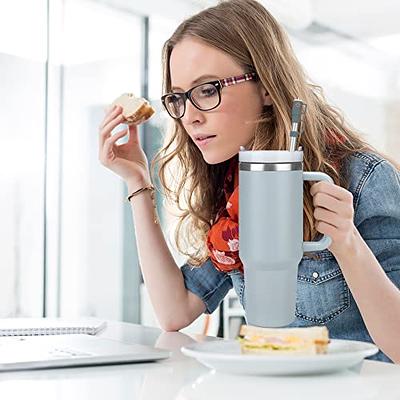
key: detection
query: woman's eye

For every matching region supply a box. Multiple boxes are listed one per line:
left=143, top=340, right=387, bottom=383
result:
left=200, top=86, right=217, bottom=97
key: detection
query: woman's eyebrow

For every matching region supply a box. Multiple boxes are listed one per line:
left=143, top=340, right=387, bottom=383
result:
left=171, top=74, right=219, bottom=91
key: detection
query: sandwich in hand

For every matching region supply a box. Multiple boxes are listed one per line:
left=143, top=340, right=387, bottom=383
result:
left=237, top=324, right=330, bottom=355
left=111, top=93, right=155, bottom=125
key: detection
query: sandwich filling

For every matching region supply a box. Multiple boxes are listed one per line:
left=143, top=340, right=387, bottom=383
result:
left=237, top=325, right=330, bottom=354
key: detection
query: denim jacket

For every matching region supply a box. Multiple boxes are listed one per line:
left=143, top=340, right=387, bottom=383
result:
left=180, top=151, right=400, bottom=362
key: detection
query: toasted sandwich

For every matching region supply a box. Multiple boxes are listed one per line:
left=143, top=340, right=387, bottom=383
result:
left=111, top=93, right=155, bottom=125
left=237, top=325, right=330, bottom=355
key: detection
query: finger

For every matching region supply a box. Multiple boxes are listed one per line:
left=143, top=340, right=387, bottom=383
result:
left=100, top=105, right=122, bottom=130
left=100, top=105, right=119, bottom=129
left=127, top=123, right=140, bottom=145
left=310, top=181, right=352, bottom=202
left=313, top=192, right=353, bottom=219
left=315, top=220, right=336, bottom=238
left=99, top=113, right=126, bottom=147
left=102, top=128, right=129, bottom=155
left=310, top=181, right=352, bottom=203
left=104, top=103, right=116, bottom=114
left=313, top=207, right=342, bottom=228
left=312, top=192, right=343, bottom=215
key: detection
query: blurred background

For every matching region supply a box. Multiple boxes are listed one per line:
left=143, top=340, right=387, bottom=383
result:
left=1, top=0, right=399, bottom=338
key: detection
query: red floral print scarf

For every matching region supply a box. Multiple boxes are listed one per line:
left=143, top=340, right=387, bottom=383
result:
left=206, top=156, right=243, bottom=273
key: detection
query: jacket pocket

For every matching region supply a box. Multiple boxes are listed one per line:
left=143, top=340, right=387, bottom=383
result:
left=295, top=256, right=350, bottom=324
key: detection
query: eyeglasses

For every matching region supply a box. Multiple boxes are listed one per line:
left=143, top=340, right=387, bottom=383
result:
left=161, top=72, right=258, bottom=119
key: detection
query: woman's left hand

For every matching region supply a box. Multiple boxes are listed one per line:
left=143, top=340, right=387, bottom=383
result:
left=310, top=181, right=360, bottom=258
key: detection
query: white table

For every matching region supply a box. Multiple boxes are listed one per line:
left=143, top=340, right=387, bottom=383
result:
left=0, top=320, right=399, bottom=399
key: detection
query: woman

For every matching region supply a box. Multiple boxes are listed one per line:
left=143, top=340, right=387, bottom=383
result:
left=99, top=0, right=400, bottom=362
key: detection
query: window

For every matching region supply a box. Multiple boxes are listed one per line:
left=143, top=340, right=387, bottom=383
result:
left=55, top=0, right=142, bottom=320
left=0, top=0, right=48, bottom=317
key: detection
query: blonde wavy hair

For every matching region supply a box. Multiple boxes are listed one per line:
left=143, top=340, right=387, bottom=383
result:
left=152, top=0, right=374, bottom=266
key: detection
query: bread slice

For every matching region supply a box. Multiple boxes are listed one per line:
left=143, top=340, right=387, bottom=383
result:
left=111, top=93, right=155, bottom=125
left=238, top=325, right=330, bottom=355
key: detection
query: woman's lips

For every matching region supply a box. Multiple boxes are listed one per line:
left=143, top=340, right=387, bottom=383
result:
left=195, top=135, right=216, bottom=148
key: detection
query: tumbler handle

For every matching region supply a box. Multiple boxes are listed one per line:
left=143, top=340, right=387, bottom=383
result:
left=302, top=172, right=334, bottom=252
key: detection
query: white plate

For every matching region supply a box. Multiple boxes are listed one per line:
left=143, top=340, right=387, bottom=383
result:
left=181, top=339, right=378, bottom=376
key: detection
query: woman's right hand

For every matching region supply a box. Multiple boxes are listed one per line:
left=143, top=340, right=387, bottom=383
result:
left=99, top=105, right=151, bottom=190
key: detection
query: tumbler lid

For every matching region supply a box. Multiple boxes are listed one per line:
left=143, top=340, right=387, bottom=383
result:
left=239, top=150, right=303, bottom=163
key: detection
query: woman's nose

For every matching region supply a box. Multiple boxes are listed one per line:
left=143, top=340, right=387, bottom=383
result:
left=181, top=99, right=205, bottom=125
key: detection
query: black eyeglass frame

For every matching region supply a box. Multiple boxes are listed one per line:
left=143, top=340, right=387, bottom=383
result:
left=161, top=72, right=259, bottom=119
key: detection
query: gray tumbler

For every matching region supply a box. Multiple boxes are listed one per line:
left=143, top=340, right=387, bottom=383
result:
left=239, top=150, right=333, bottom=328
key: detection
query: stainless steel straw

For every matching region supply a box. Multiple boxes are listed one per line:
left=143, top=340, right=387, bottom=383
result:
left=289, top=99, right=307, bottom=151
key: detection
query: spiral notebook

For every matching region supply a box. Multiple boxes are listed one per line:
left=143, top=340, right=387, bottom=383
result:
left=0, top=318, right=107, bottom=336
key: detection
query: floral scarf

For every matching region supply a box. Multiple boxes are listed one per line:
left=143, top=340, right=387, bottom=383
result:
left=206, top=156, right=243, bottom=273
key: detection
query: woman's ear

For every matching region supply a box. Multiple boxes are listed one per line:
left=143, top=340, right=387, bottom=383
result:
left=258, top=83, right=273, bottom=106
left=263, top=90, right=273, bottom=106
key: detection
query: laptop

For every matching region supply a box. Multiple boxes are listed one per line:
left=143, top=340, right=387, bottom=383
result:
left=0, top=334, right=171, bottom=372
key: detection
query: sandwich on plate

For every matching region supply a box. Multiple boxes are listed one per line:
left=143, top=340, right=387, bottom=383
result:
left=111, top=93, right=155, bottom=125
left=237, top=325, right=330, bottom=355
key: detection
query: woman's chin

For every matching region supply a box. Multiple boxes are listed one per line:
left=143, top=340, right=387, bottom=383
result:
left=202, top=154, right=229, bottom=165
left=202, top=150, right=239, bottom=165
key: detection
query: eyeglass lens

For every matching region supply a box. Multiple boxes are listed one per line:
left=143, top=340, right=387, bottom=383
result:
left=165, top=83, right=220, bottom=118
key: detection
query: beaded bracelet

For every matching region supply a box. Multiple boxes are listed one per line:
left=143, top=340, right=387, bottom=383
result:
left=126, top=184, right=159, bottom=224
